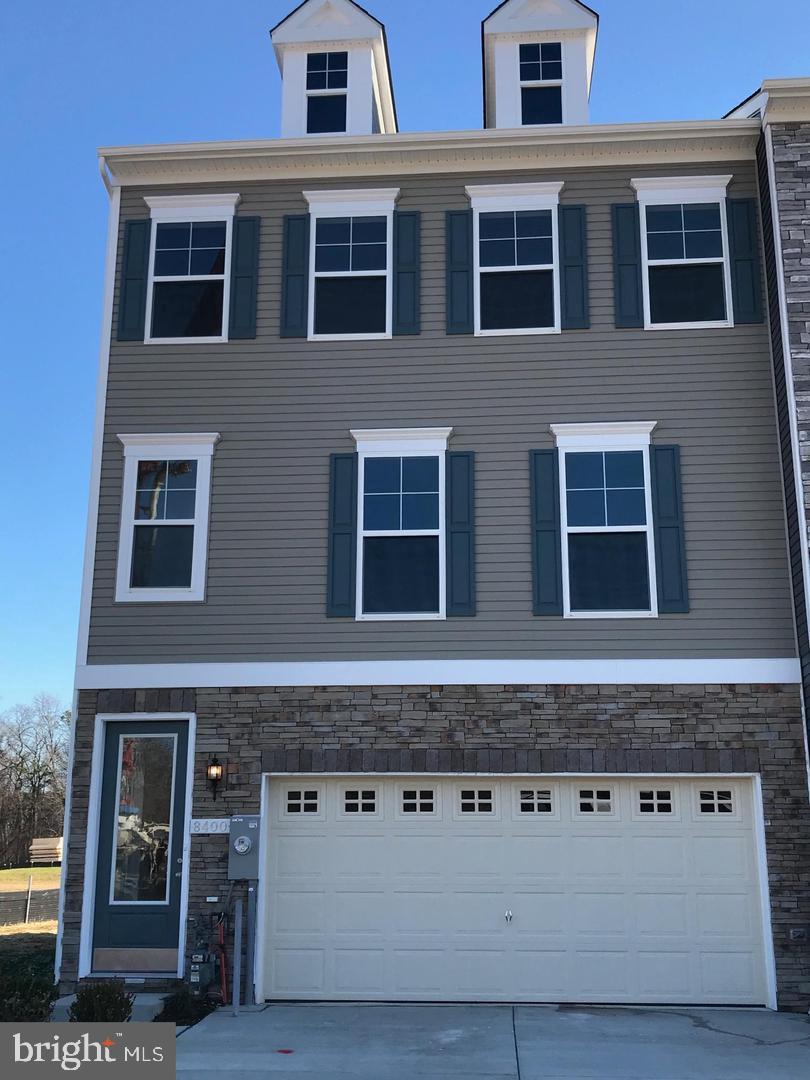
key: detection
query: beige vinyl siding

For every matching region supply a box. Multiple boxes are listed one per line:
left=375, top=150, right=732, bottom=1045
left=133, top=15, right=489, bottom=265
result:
left=86, top=161, right=796, bottom=662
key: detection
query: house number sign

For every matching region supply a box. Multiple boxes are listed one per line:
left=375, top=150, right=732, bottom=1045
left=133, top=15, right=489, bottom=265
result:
left=190, top=818, right=231, bottom=835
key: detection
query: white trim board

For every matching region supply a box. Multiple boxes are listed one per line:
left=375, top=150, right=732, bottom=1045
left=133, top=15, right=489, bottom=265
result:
left=75, top=658, right=802, bottom=690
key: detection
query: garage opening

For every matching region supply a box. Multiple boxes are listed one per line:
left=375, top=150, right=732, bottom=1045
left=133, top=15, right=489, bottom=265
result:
left=262, top=776, right=770, bottom=1005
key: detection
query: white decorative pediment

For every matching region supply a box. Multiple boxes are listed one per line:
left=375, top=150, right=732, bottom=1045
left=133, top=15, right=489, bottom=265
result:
left=484, top=0, right=598, bottom=34
left=272, top=0, right=382, bottom=45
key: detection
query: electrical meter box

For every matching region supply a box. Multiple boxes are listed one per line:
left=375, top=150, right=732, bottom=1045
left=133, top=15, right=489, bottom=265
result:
left=227, top=815, right=261, bottom=879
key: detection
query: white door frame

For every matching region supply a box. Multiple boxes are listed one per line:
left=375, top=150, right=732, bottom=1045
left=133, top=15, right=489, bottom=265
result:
left=78, top=712, right=197, bottom=980
left=258, top=771, right=778, bottom=1010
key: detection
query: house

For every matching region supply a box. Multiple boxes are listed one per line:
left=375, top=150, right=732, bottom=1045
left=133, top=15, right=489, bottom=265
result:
left=55, top=0, right=810, bottom=1010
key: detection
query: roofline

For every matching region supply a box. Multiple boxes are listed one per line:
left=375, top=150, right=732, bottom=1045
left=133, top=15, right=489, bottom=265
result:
left=97, top=116, right=760, bottom=189
left=269, top=0, right=398, bottom=132
left=480, top=0, right=600, bottom=129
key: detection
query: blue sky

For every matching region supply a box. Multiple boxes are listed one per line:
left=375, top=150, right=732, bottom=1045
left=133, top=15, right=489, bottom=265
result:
left=1, top=0, right=808, bottom=712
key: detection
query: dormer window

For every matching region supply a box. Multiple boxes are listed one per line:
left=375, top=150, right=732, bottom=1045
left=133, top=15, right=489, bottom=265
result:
left=306, top=51, right=349, bottom=134
left=519, top=43, right=563, bottom=125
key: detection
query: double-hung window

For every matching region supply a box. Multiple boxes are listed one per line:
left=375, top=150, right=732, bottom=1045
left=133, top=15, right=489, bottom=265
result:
left=306, top=51, right=349, bottom=134
left=352, top=428, right=451, bottom=620
left=519, top=42, right=563, bottom=125
left=115, top=433, right=219, bottom=603
left=467, top=183, right=563, bottom=335
left=632, top=176, right=733, bottom=330
left=304, top=189, right=398, bottom=339
left=552, top=423, right=658, bottom=618
left=144, top=195, right=240, bottom=343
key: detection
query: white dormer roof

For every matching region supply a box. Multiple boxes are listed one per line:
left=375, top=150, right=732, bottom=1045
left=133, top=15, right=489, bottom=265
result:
left=482, top=0, right=599, bottom=129
left=271, top=0, right=397, bottom=134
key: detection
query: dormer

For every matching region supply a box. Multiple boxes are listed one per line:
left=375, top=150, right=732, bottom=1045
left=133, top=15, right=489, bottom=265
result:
left=271, top=0, right=397, bottom=138
left=482, top=0, right=598, bottom=129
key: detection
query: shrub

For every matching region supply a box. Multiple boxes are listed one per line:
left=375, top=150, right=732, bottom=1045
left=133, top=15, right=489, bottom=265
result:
left=154, top=985, right=215, bottom=1026
left=68, top=981, right=134, bottom=1023
left=0, top=976, right=58, bottom=1022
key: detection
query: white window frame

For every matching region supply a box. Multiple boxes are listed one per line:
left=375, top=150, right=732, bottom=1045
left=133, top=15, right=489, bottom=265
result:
left=115, top=432, right=220, bottom=604
left=466, top=183, right=564, bottom=337
left=351, top=427, right=453, bottom=622
left=631, top=176, right=734, bottom=332
left=304, top=188, right=399, bottom=342
left=551, top=421, right=659, bottom=620
left=305, top=49, right=349, bottom=135
left=144, top=194, right=241, bottom=345
left=518, top=41, right=564, bottom=126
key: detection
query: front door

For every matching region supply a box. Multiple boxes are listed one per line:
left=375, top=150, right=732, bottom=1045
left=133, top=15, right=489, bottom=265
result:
left=92, top=720, right=188, bottom=974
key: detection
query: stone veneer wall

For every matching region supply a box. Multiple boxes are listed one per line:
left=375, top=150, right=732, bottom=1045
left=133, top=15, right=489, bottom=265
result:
left=61, top=683, right=810, bottom=1009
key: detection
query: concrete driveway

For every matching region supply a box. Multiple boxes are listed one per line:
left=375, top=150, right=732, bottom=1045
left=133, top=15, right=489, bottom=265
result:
left=177, top=1003, right=810, bottom=1079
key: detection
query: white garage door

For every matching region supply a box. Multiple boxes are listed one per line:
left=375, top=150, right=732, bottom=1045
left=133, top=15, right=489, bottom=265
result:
left=262, top=776, right=769, bottom=1005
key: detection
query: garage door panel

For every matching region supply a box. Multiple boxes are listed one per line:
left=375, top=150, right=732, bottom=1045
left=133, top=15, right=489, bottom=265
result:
left=572, top=893, right=628, bottom=936
left=332, top=836, right=388, bottom=876
left=631, top=836, right=688, bottom=878
left=512, top=950, right=568, bottom=993
left=272, top=891, right=327, bottom=933
left=334, top=891, right=386, bottom=933
left=392, top=949, right=448, bottom=993
left=334, top=949, right=385, bottom=993
left=271, top=948, right=325, bottom=993
left=699, top=951, right=760, bottom=998
left=511, top=835, right=567, bottom=878
left=456, top=950, right=508, bottom=993
left=637, top=951, right=692, bottom=997
left=569, top=834, right=627, bottom=878
left=390, top=891, right=446, bottom=933
left=695, top=892, right=755, bottom=937
left=573, top=950, right=630, bottom=996
left=273, top=835, right=328, bottom=878
left=692, top=836, right=751, bottom=879
left=512, top=891, right=566, bottom=934
left=392, top=835, right=450, bottom=877
left=264, top=776, right=768, bottom=1005
left=635, top=892, right=689, bottom=936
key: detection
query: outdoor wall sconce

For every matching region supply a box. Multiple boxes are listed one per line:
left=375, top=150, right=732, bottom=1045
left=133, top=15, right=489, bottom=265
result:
left=206, top=757, right=223, bottom=800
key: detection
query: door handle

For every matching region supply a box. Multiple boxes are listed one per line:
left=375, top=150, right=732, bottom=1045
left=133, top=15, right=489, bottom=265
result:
left=505, top=910, right=513, bottom=924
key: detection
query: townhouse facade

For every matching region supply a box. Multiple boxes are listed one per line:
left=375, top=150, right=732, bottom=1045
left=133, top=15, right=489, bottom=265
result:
left=57, top=0, right=810, bottom=1010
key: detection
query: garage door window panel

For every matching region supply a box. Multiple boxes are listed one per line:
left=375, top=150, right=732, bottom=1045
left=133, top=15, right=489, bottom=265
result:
left=577, top=788, right=614, bottom=815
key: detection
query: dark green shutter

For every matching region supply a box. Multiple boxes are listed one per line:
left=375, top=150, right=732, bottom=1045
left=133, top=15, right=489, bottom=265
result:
left=612, top=204, right=644, bottom=328
left=393, top=211, right=421, bottom=336
left=281, top=214, right=310, bottom=338
left=229, top=216, right=260, bottom=339
left=559, top=205, right=590, bottom=330
left=530, top=450, right=563, bottom=616
left=651, top=445, right=689, bottom=614
left=327, top=454, right=358, bottom=618
left=446, top=452, right=476, bottom=617
left=117, top=219, right=151, bottom=341
left=446, top=210, right=474, bottom=335
left=727, top=199, right=764, bottom=324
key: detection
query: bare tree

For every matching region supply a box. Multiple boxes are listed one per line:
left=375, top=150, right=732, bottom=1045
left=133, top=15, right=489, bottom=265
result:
left=0, top=694, right=70, bottom=868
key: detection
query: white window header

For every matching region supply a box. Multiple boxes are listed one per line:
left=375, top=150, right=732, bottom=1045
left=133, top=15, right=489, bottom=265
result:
left=304, top=187, right=400, bottom=217
left=117, top=432, right=221, bottom=459
left=630, top=176, right=733, bottom=206
left=466, top=181, right=565, bottom=212
left=550, top=421, right=658, bottom=450
left=144, top=194, right=242, bottom=221
left=351, top=427, right=453, bottom=455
